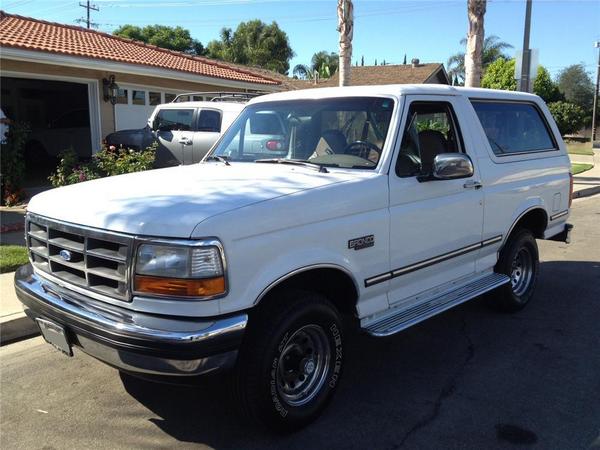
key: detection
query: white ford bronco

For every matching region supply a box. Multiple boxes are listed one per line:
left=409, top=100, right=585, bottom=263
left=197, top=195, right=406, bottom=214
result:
left=15, top=84, right=573, bottom=431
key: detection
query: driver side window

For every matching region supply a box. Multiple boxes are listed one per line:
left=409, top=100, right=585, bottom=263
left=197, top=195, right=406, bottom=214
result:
left=396, top=102, right=463, bottom=177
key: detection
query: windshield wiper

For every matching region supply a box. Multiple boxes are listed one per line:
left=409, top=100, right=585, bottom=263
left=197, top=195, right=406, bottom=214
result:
left=255, top=158, right=329, bottom=173
left=205, top=155, right=231, bottom=166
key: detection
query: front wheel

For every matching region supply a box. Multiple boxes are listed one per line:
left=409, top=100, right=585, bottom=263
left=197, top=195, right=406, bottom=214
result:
left=234, top=290, right=344, bottom=431
left=492, top=228, right=539, bottom=312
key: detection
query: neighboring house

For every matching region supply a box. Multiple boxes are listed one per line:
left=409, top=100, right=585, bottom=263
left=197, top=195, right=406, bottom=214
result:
left=289, top=61, right=450, bottom=89
left=0, top=11, right=281, bottom=167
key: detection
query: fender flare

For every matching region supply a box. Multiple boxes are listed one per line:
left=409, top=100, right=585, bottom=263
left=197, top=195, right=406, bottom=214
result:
left=502, top=204, right=548, bottom=248
left=253, top=263, right=360, bottom=307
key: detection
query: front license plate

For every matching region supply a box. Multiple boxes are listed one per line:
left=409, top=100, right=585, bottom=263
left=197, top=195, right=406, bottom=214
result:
left=36, top=318, right=72, bottom=356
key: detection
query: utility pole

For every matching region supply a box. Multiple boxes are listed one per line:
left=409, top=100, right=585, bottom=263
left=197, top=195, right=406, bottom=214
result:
left=76, top=1, right=99, bottom=29
left=518, top=0, right=533, bottom=92
left=592, top=41, right=600, bottom=145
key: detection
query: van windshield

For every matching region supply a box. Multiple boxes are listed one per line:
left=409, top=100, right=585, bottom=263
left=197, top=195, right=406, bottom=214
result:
left=208, top=97, right=395, bottom=170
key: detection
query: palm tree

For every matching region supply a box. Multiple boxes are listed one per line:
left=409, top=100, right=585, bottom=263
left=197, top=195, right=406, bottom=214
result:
left=448, top=35, right=513, bottom=85
left=337, top=0, right=353, bottom=86
left=293, top=51, right=339, bottom=80
left=464, top=0, right=487, bottom=87
left=312, top=51, right=338, bottom=75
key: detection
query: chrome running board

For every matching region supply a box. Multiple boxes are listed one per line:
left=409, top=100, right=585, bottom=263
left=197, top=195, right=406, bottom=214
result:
left=364, top=272, right=510, bottom=337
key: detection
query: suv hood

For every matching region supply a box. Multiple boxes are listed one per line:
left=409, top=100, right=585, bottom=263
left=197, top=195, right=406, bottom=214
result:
left=28, top=163, right=354, bottom=237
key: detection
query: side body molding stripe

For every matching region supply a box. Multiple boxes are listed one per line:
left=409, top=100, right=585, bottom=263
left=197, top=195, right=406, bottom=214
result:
left=364, top=235, right=503, bottom=288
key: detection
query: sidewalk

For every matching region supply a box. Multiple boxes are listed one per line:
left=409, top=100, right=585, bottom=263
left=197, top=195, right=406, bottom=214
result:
left=0, top=272, right=39, bottom=344
left=570, top=150, right=600, bottom=199
left=0, top=208, right=36, bottom=343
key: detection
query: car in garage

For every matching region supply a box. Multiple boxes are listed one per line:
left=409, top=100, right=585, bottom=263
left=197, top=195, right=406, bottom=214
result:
left=25, top=108, right=91, bottom=163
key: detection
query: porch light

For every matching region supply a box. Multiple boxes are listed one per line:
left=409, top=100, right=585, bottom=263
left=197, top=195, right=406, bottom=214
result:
left=102, top=75, right=119, bottom=105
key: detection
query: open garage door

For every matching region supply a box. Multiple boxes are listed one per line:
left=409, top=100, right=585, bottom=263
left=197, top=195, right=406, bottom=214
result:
left=0, top=77, right=96, bottom=187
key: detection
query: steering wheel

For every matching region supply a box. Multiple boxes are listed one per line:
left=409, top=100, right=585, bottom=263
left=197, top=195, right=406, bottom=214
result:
left=343, top=141, right=381, bottom=161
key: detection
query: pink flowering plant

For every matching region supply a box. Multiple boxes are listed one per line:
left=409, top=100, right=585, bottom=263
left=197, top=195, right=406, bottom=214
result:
left=49, top=143, right=157, bottom=187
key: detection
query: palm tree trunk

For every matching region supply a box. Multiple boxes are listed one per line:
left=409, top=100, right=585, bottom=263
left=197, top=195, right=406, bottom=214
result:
left=464, top=0, right=487, bottom=87
left=337, top=0, right=354, bottom=87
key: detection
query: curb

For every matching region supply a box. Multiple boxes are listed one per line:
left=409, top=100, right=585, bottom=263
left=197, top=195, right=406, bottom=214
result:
left=0, top=312, right=39, bottom=345
left=572, top=185, right=600, bottom=199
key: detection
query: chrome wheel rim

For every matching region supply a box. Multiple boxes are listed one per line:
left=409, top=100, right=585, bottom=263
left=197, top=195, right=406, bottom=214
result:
left=510, top=247, right=533, bottom=297
left=276, top=324, right=331, bottom=407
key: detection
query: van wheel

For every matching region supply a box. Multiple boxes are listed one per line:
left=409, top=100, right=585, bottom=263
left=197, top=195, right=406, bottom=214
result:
left=234, top=290, right=344, bottom=432
left=492, top=228, right=539, bottom=312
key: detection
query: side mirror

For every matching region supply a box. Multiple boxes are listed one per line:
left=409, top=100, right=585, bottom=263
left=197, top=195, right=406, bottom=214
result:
left=432, top=153, right=474, bottom=180
left=151, top=117, right=160, bottom=132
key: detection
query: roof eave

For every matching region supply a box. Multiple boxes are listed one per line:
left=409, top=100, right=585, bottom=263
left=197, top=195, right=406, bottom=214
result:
left=0, top=46, right=282, bottom=91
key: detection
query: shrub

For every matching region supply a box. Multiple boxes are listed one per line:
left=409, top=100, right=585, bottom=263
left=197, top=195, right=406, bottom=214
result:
left=95, top=144, right=157, bottom=176
left=0, top=121, right=30, bottom=206
left=547, top=101, right=586, bottom=136
left=49, top=143, right=157, bottom=188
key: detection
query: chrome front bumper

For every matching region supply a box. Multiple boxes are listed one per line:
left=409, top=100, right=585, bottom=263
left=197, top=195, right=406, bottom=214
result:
left=14, top=264, right=247, bottom=377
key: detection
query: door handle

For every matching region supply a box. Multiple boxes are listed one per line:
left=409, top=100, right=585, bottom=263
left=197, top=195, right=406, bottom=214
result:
left=178, top=137, right=192, bottom=145
left=463, top=180, right=482, bottom=189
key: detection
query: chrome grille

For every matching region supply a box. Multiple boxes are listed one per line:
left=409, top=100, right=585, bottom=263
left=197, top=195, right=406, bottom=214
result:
left=26, top=214, right=133, bottom=302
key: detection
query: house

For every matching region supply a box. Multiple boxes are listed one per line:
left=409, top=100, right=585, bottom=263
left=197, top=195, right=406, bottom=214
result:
left=291, top=61, right=450, bottom=89
left=0, top=11, right=281, bottom=165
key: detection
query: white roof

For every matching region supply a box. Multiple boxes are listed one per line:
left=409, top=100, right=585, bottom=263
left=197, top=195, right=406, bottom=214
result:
left=249, top=84, right=541, bottom=104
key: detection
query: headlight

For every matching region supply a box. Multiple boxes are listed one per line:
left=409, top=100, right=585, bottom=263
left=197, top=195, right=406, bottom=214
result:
left=134, top=242, right=226, bottom=298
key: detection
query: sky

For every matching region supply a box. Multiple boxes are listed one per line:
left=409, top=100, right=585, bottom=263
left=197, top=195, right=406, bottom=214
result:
left=2, top=0, right=599, bottom=78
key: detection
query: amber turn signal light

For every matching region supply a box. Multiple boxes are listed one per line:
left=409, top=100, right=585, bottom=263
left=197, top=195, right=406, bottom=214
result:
left=135, top=275, right=225, bottom=297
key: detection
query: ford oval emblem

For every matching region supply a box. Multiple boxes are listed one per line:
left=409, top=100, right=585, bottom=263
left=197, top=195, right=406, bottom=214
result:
left=59, top=249, right=72, bottom=261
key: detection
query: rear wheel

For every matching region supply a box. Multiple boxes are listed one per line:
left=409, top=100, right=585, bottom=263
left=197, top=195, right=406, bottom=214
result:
left=234, top=290, right=344, bottom=432
left=492, top=228, right=539, bottom=312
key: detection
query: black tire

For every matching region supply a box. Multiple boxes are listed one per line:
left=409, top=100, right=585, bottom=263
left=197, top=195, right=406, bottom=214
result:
left=234, top=290, right=344, bottom=432
left=491, top=228, right=539, bottom=312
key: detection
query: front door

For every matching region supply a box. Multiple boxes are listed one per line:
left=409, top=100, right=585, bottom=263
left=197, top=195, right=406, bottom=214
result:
left=386, top=95, right=484, bottom=306
left=153, top=107, right=196, bottom=166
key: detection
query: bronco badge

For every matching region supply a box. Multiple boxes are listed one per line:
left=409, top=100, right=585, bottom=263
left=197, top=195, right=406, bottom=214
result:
left=348, top=235, right=374, bottom=251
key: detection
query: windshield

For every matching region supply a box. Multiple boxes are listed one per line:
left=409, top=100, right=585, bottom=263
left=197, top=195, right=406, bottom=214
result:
left=209, top=97, right=395, bottom=170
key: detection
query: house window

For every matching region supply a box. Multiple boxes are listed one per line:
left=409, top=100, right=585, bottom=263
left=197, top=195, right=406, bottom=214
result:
left=164, top=93, right=176, bottom=103
left=132, top=90, right=146, bottom=105
left=149, top=92, right=161, bottom=105
left=116, top=88, right=128, bottom=104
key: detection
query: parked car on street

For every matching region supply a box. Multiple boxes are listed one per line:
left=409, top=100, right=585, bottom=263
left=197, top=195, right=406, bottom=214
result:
left=104, top=92, right=262, bottom=167
left=15, top=84, right=573, bottom=431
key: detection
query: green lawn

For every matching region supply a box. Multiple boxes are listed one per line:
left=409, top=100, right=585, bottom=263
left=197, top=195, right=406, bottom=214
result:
left=566, top=142, right=594, bottom=156
left=0, top=245, right=29, bottom=273
left=571, top=163, right=594, bottom=175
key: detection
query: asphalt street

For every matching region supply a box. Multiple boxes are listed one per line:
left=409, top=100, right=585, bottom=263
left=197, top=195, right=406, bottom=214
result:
left=2, top=196, right=599, bottom=450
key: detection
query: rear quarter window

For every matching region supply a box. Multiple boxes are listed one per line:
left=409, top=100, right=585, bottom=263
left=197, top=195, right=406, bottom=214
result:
left=471, top=101, right=557, bottom=156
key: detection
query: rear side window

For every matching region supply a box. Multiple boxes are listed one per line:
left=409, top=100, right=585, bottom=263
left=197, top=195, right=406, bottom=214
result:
left=249, top=113, right=284, bottom=135
left=471, top=101, right=556, bottom=155
left=197, top=110, right=221, bottom=132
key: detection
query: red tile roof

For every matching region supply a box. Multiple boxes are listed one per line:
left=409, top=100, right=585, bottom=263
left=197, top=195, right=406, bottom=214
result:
left=0, top=11, right=279, bottom=86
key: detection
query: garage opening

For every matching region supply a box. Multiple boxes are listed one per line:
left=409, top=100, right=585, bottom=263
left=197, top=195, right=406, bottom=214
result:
left=1, top=77, right=92, bottom=188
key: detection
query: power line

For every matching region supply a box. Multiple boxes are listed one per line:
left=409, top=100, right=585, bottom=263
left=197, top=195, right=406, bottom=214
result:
left=76, top=0, right=99, bottom=29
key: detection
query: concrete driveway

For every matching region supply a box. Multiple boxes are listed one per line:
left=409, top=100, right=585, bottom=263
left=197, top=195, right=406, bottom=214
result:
left=1, top=196, right=599, bottom=449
